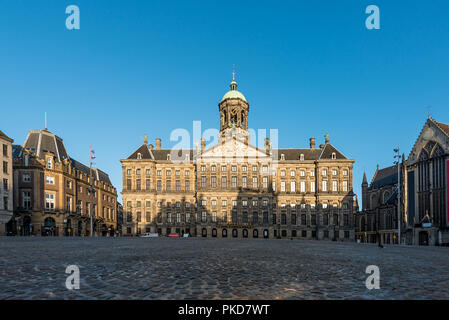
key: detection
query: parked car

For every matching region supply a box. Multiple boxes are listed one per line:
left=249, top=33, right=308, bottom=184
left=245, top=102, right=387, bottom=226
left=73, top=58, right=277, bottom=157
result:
left=141, top=232, right=159, bottom=238
left=169, top=233, right=180, bottom=238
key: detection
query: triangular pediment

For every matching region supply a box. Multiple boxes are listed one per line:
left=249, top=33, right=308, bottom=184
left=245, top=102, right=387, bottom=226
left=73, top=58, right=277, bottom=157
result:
left=198, top=138, right=270, bottom=163
left=406, top=118, right=449, bottom=165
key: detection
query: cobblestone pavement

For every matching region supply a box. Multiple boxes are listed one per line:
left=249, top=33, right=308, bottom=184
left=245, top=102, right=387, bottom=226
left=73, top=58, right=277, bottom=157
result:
left=0, top=237, right=448, bottom=300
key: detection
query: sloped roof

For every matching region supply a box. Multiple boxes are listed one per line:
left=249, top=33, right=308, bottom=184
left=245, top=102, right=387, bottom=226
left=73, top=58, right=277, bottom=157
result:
left=433, top=120, right=449, bottom=137
left=23, top=129, right=69, bottom=161
left=152, top=149, right=193, bottom=161
left=70, top=158, right=112, bottom=185
left=127, top=144, right=154, bottom=160
left=370, top=164, right=401, bottom=189
left=0, top=130, right=13, bottom=143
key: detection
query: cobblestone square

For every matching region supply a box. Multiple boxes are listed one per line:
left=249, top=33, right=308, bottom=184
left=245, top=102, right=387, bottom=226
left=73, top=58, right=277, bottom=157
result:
left=0, top=237, right=448, bottom=300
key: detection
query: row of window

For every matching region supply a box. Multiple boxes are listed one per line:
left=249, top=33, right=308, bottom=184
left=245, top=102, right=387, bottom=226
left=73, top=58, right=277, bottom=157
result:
left=127, top=211, right=351, bottom=226
left=126, top=199, right=350, bottom=210
left=126, top=167, right=350, bottom=177
left=126, top=178, right=349, bottom=192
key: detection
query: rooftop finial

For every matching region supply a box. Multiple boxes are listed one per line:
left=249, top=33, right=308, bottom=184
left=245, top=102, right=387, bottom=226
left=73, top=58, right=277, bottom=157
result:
left=144, top=134, right=148, bottom=144
left=44, top=112, right=47, bottom=130
left=230, top=65, right=238, bottom=91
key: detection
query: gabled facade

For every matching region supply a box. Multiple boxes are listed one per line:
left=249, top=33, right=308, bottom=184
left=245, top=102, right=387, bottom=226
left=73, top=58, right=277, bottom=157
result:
left=404, top=117, right=449, bottom=245
left=11, top=129, right=118, bottom=236
left=121, top=74, right=356, bottom=240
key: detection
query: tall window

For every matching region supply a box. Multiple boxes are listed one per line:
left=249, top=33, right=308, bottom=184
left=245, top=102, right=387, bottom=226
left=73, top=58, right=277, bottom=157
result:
left=176, top=180, right=180, bottom=191
left=342, top=181, right=348, bottom=192
left=310, top=181, right=315, bottom=193
left=322, top=180, right=327, bottom=192
left=157, top=180, right=162, bottom=191
left=45, top=193, right=55, bottom=210
left=252, top=211, right=258, bottom=223
left=185, top=180, right=190, bottom=191
left=300, top=181, right=305, bottom=193
left=166, top=180, right=171, bottom=191
left=232, top=176, right=237, bottom=188
left=281, top=181, right=286, bottom=192
left=23, top=191, right=31, bottom=209
left=47, top=158, right=52, bottom=169
left=252, top=177, right=258, bottom=188
left=263, top=177, right=268, bottom=188
left=146, top=179, right=150, bottom=190
left=332, top=180, right=338, bottom=192
left=242, top=176, right=247, bottom=188
left=290, top=181, right=296, bottom=192
left=221, top=176, right=227, bottom=188
left=201, top=176, right=206, bottom=188
left=211, top=176, right=217, bottom=188
left=212, top=212, right=217, bottom=222
left=136, top=179, right=141, bottom=190
left=202, top=211, right=207, bottom=223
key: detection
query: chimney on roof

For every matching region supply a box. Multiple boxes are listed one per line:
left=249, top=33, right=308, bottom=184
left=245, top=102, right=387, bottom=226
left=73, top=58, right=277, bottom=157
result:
left=309, top=137, right=316, bottom=149
left=201, top=138, right=205, bottom=152
left=156, top=138, right=161, bottom=150
left=149, top=144, right=154, bottom=150
left=325, top=133, right=329, bottom=144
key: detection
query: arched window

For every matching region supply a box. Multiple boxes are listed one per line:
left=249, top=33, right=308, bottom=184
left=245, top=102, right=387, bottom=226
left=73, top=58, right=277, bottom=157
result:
left=370, top=194, right=377, bottom=209
left=137, top=153, right=142, bottom=160
left=253, top=229, right=258, bottom=238
left=263, top=229, right=269, bottom=238
left=383, top=191, right=390, bottom=204
left=232, top=229, right=238, bottom=238
left=243, top=229, right=248, bottom=238
left=212, top=228, right=217, bottom=237
left=222, top=229, right=227, bottom=237
left=202, top=228, right=207, bottom=237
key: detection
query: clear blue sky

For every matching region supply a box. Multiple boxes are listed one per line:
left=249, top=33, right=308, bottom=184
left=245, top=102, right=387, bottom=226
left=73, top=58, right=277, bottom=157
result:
left=1, top=0, right=449, bottom=203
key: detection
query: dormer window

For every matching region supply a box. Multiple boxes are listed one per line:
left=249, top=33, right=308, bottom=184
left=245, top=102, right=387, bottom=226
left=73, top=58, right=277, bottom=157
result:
left=281, top=154, right=285, bottom=161
left=47, top=157, right=52, bottom=169
left=185, top=154, right=190, bottom=161
left=167, top=154, right=171, bottom=161
left=137, top=153, right=142, bottom=160
left=300, top=154, right=304, bottom=161
left=331, top=152, right=336, bottom=159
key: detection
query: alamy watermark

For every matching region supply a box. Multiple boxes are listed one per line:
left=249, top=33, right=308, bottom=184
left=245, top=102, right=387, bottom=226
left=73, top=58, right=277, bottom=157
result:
left=65, top=265, right=80, bottom=290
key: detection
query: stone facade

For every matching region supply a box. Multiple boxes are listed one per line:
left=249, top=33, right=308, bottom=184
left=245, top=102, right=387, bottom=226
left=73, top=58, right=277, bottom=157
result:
left=355, top=117, right=449, bottom=246
left=10, top=129, right=117, bottom=236
left=121, top=75, right=356, bottom=239
left=404, top=117, right=449, bottom=245
left=0, top=130, right=14, bottom=235
left=355, top=164, right=404, bottom=245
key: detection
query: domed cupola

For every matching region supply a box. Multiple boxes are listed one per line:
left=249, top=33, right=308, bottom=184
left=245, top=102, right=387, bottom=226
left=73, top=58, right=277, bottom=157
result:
left=219, top=65, right=250, bottom=135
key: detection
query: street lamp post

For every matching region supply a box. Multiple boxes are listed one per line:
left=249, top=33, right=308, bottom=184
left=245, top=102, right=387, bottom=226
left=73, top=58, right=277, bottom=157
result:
left=394, top=146, right=401, bottom=245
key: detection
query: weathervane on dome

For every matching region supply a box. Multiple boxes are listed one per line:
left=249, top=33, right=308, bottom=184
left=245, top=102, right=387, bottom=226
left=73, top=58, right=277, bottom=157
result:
left=232, top=64, right=235, bottom=81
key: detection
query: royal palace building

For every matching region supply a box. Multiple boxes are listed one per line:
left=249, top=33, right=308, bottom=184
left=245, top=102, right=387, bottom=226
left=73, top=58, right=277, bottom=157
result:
left=10, top=129, right=118, bottom=236
left=121, top=73, right=356, bottom=239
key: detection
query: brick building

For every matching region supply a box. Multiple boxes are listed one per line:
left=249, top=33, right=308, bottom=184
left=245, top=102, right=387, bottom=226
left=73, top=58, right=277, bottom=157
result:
left=0, top=130, right=14, bottom=235
left=10, top=128, right=117, bottom=236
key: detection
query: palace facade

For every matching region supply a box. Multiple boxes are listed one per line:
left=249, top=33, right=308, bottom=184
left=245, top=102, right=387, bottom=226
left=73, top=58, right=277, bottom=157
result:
left=121, top=74, right=356, bottom=239
left=10, top=129, right=118, bottom=236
